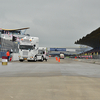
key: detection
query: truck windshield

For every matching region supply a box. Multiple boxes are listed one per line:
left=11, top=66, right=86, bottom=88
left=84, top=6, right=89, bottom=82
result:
left=19, top=45, right=34, bottom=50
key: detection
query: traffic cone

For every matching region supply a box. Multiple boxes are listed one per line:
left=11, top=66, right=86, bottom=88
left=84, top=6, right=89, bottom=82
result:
left=75, top=57, right=77, bottom=59
left=10, top=57, right=12, bottom=61
left=55, top=57, right=58, bottom=61
left=58, top=58, right=60, bottom=62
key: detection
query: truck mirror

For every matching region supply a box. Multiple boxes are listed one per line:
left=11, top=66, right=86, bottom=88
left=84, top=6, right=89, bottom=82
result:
left=43, top=51, right=45, bottom=54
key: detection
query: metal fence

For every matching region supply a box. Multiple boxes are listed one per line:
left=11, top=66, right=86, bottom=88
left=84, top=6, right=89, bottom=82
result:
left=0, top=52, right=6, bottom=58
left=0, top=38, right=19, bottom=58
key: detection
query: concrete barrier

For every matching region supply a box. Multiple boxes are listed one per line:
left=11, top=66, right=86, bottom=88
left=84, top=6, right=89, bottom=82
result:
left=11, top=53, right=19, bottom=61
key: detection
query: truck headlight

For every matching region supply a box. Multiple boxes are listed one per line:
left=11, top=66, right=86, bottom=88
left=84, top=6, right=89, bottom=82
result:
left=30, top=56, right=33, bottom=58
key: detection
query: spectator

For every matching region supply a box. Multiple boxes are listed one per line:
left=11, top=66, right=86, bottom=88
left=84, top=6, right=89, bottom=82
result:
left=6, top=50, right=10, bottom=61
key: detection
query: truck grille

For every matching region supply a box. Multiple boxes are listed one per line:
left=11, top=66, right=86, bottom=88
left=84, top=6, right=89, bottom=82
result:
left=23, top=51, right=28, bottom=55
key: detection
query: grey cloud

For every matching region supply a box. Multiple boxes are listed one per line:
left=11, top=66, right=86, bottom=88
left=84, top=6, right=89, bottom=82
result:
left=0, top=0, right=100, bottom=47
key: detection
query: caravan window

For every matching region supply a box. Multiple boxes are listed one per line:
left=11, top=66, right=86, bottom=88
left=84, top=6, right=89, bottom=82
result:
left=38, top=50, right=43, bottom=54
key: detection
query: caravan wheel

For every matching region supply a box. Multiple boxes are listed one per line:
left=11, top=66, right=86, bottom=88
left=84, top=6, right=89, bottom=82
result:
left=45, top=59, right=47, bottom=61
left=41, top=56, right=44, bottom=62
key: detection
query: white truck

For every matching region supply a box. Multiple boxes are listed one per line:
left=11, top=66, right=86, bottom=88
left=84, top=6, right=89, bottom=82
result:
left=18, top=36, right=46, bottom=62
left=60, top=52, right=64, bottom=59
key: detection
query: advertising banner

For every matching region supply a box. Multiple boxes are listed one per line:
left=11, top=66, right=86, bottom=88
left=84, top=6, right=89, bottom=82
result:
left=50, top=48, right=66, bottom=51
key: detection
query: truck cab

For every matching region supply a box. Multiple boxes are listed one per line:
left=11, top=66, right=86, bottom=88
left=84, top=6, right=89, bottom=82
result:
left=19, top=36, right=39, bottom=62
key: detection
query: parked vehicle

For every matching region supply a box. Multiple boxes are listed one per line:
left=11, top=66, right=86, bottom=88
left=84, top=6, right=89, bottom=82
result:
left=60, top=52, right=64, bottom=59
left=18, top=36, right=46, bottom=62
left=38, top=47, right=49, bottom=61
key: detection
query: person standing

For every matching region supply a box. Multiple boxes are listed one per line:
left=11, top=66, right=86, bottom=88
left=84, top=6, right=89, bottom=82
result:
left=6, top=50, right=10, bottom=61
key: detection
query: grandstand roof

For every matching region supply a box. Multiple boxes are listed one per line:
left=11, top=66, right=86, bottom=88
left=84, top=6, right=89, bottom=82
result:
left=75, top=27, right=100, bottom=48
left=1, top=27, right=30, bottom=31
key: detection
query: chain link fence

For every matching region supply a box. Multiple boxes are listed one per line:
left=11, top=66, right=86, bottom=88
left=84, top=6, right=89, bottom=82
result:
left=0, top=38, right=19, bottom=57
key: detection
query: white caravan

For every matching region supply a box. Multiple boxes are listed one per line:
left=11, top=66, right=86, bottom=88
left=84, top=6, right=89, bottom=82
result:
left=38, top=47, right=49, bottom=61
left=18, top=36, right=44, bottom=62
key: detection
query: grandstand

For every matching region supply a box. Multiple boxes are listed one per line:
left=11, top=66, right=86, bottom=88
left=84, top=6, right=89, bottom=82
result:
left=0, top=38, right=18, bottom=52
left=0, top=27, right=29, bottom=57
left=75, top=27, right=100, bottom=59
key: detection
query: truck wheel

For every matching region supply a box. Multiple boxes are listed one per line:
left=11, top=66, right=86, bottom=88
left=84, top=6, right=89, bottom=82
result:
left=34, top=56, right=37, bottom=62
left=19, top=60, right=23, bottom=62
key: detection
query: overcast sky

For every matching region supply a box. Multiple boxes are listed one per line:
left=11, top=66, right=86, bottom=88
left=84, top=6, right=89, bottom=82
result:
left=0, top=0, right=100, bottom=48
